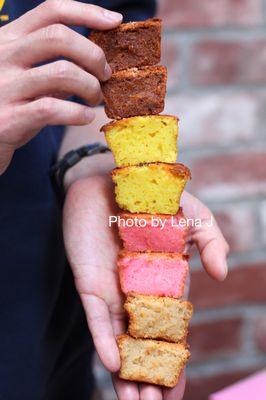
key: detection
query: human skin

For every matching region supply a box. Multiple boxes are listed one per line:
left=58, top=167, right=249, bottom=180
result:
left=0, top=0, right=123, bottom=175
left=63, top=175, right=229, bottom=400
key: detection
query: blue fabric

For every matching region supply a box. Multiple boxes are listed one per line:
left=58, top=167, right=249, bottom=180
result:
left=0, top=1, right=155, bottom=399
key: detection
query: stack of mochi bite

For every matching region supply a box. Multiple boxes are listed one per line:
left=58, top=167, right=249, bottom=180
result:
left=91, top=18, right=193, bottom=388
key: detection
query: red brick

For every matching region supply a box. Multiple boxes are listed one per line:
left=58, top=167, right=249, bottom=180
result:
left=190, top=40, right=266, bottom=85
left=214, top=205, right=256, bottom=253
left=184, top=368, right=260, bottom=400
left=254, top=317, right=266, bottom=352
left=165, top=93, right=260, bottom=148
left=189, top=318, right=242, bottom=362
left=158, top=0, right=263, bottom=28
left=189, top=152, right=266, bottom=202
left=161, top=37, right=180, bottom=91
left=189, top=262, right=266, bottom=309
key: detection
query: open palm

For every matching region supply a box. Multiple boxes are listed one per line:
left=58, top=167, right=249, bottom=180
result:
left=63, top=175, right=229, bottom=400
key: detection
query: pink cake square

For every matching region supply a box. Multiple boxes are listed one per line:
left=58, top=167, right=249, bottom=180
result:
left=118, top=209, right=188, bottom=253
left=118, top=252, right=189, bottom=298
left=209, top=370, right=266, bottom=400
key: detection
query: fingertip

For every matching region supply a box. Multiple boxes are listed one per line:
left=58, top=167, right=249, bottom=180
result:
left=103, top=10, right=123, bottom=24
left=84, top=107, right=95, bottom=123
left=216, top=258, right=228, bottom=282
left=205, top=255, right=228, bottom=282
left=102, top=63, right=112, bottom=81
left=97, top=342, right=121, bottom=373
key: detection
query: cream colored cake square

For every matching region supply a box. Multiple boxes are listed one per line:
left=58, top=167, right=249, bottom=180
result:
left=125, top=293, right=193, bottom=342
left=118, top=334, right=190, bottom=388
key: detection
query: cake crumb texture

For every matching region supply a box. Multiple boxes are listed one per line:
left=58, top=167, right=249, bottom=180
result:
left=118, top=251, right=189, bottom=298
left=111, top=163, right=191, bottom=214
left=125, top=293, right=193, bottom=342
left=118, top=334, right=190, bottom=387
left=102, top=115, right=178, bottom=167
left=118, top=209, right=188, bottom=253
left=90, top=18, right=161, bottom=72
left=102, top=66, right=167, bottom=119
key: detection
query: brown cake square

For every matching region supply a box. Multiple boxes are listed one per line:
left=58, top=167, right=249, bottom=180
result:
left=90, top=18, right=161, bottom=72
left=102, top=65, right=167, bottom=119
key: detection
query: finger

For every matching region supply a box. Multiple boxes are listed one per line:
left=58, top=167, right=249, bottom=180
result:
left=163, top=370, right=186, bottom=400
left=181, top=192, right=229, bottom=281
left=7, top=24, right=111, bottom=81
left=0, top=98, right=94, bottom=148
left=112, top=373, right=140, bottom=400
left=191, top=217, right=229, bottom=281
left=139, top=384, right=162, bottom=400
left=2, top=0, right=122, bottom=40
left=80, top=294, right=120, bottom=373
left=4, top=61, right=102, bottom=106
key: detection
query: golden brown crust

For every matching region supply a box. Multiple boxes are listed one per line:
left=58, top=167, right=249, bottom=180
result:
left=118, top=250, right=188, bottom=261
left=100, top=114, right=179, bottom=133
left=118, top=207, right=185, bottom=220
left=109, top=65, right=166, bottom=80
left=111, top=163, right=192, bottom=180
left=91, top=18, right=161, bottom=36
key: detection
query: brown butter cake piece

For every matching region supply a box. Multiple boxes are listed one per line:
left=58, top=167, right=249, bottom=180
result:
left=102, top=65, right=167, bottom=119
left=90, top=18, right=161, bottom=72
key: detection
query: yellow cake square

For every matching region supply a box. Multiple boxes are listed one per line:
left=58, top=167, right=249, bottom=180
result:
left=111, top=163, right=191, bottom=214
left=102, top=115, right=178, bottom=167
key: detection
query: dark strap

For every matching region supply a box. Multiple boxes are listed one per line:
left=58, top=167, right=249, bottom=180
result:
left=50, top=143, right=110, bottom=193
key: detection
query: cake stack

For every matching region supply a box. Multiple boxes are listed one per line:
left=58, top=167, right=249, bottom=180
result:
left=91, top=18, right=193, bottom=388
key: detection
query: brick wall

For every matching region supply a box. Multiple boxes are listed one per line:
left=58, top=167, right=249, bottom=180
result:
left=159, top=0, right=266, bottom=398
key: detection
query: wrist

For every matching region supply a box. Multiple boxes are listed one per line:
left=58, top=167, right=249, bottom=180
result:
left=51, top=143, right=113, bottom=193
left=64, top=151, right=114, bottom=191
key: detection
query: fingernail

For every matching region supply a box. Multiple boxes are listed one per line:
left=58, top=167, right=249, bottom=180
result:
left=84, top=107, right=95, bottom=122
left=103, top=10, right=123, bottom=22
left=103, top=63, right=112, bottom=80
left=220, top=259, right=228, bottom=281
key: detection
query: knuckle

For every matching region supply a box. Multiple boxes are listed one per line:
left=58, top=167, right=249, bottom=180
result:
left=43, top=23, right=67, bottom=42
left=90, top=44, right=106, bottom=66
left=45, top=0, right=65, bottom=14
left=35, top=98, right=55, bottom=118
left=51, top=60, right=75, bottom=79
left=89, top=78, right=101, bottom=104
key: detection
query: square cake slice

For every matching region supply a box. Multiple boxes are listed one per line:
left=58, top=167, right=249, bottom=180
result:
left=118, top=251, right=189, bottom=298
left=118, top=209, right=188, bottom=253
left=118, top=334, right=190, bottom=388
left=90, top=18, right=161, bottom=72
left=125, top=293, right=193, bottom=342
left=102, top=115, right=178, bottom=167
left=102, top=66, right=167, bottom=119
left=111, top=163, right=191, bottom=215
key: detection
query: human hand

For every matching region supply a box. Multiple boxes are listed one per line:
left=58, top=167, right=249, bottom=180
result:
left=0, top=0, right=122, bottom=174
left=63, top=175, right=229, bottom=400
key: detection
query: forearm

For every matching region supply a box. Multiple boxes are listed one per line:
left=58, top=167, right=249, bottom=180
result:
left=59, top=106, right=115, bottom=189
